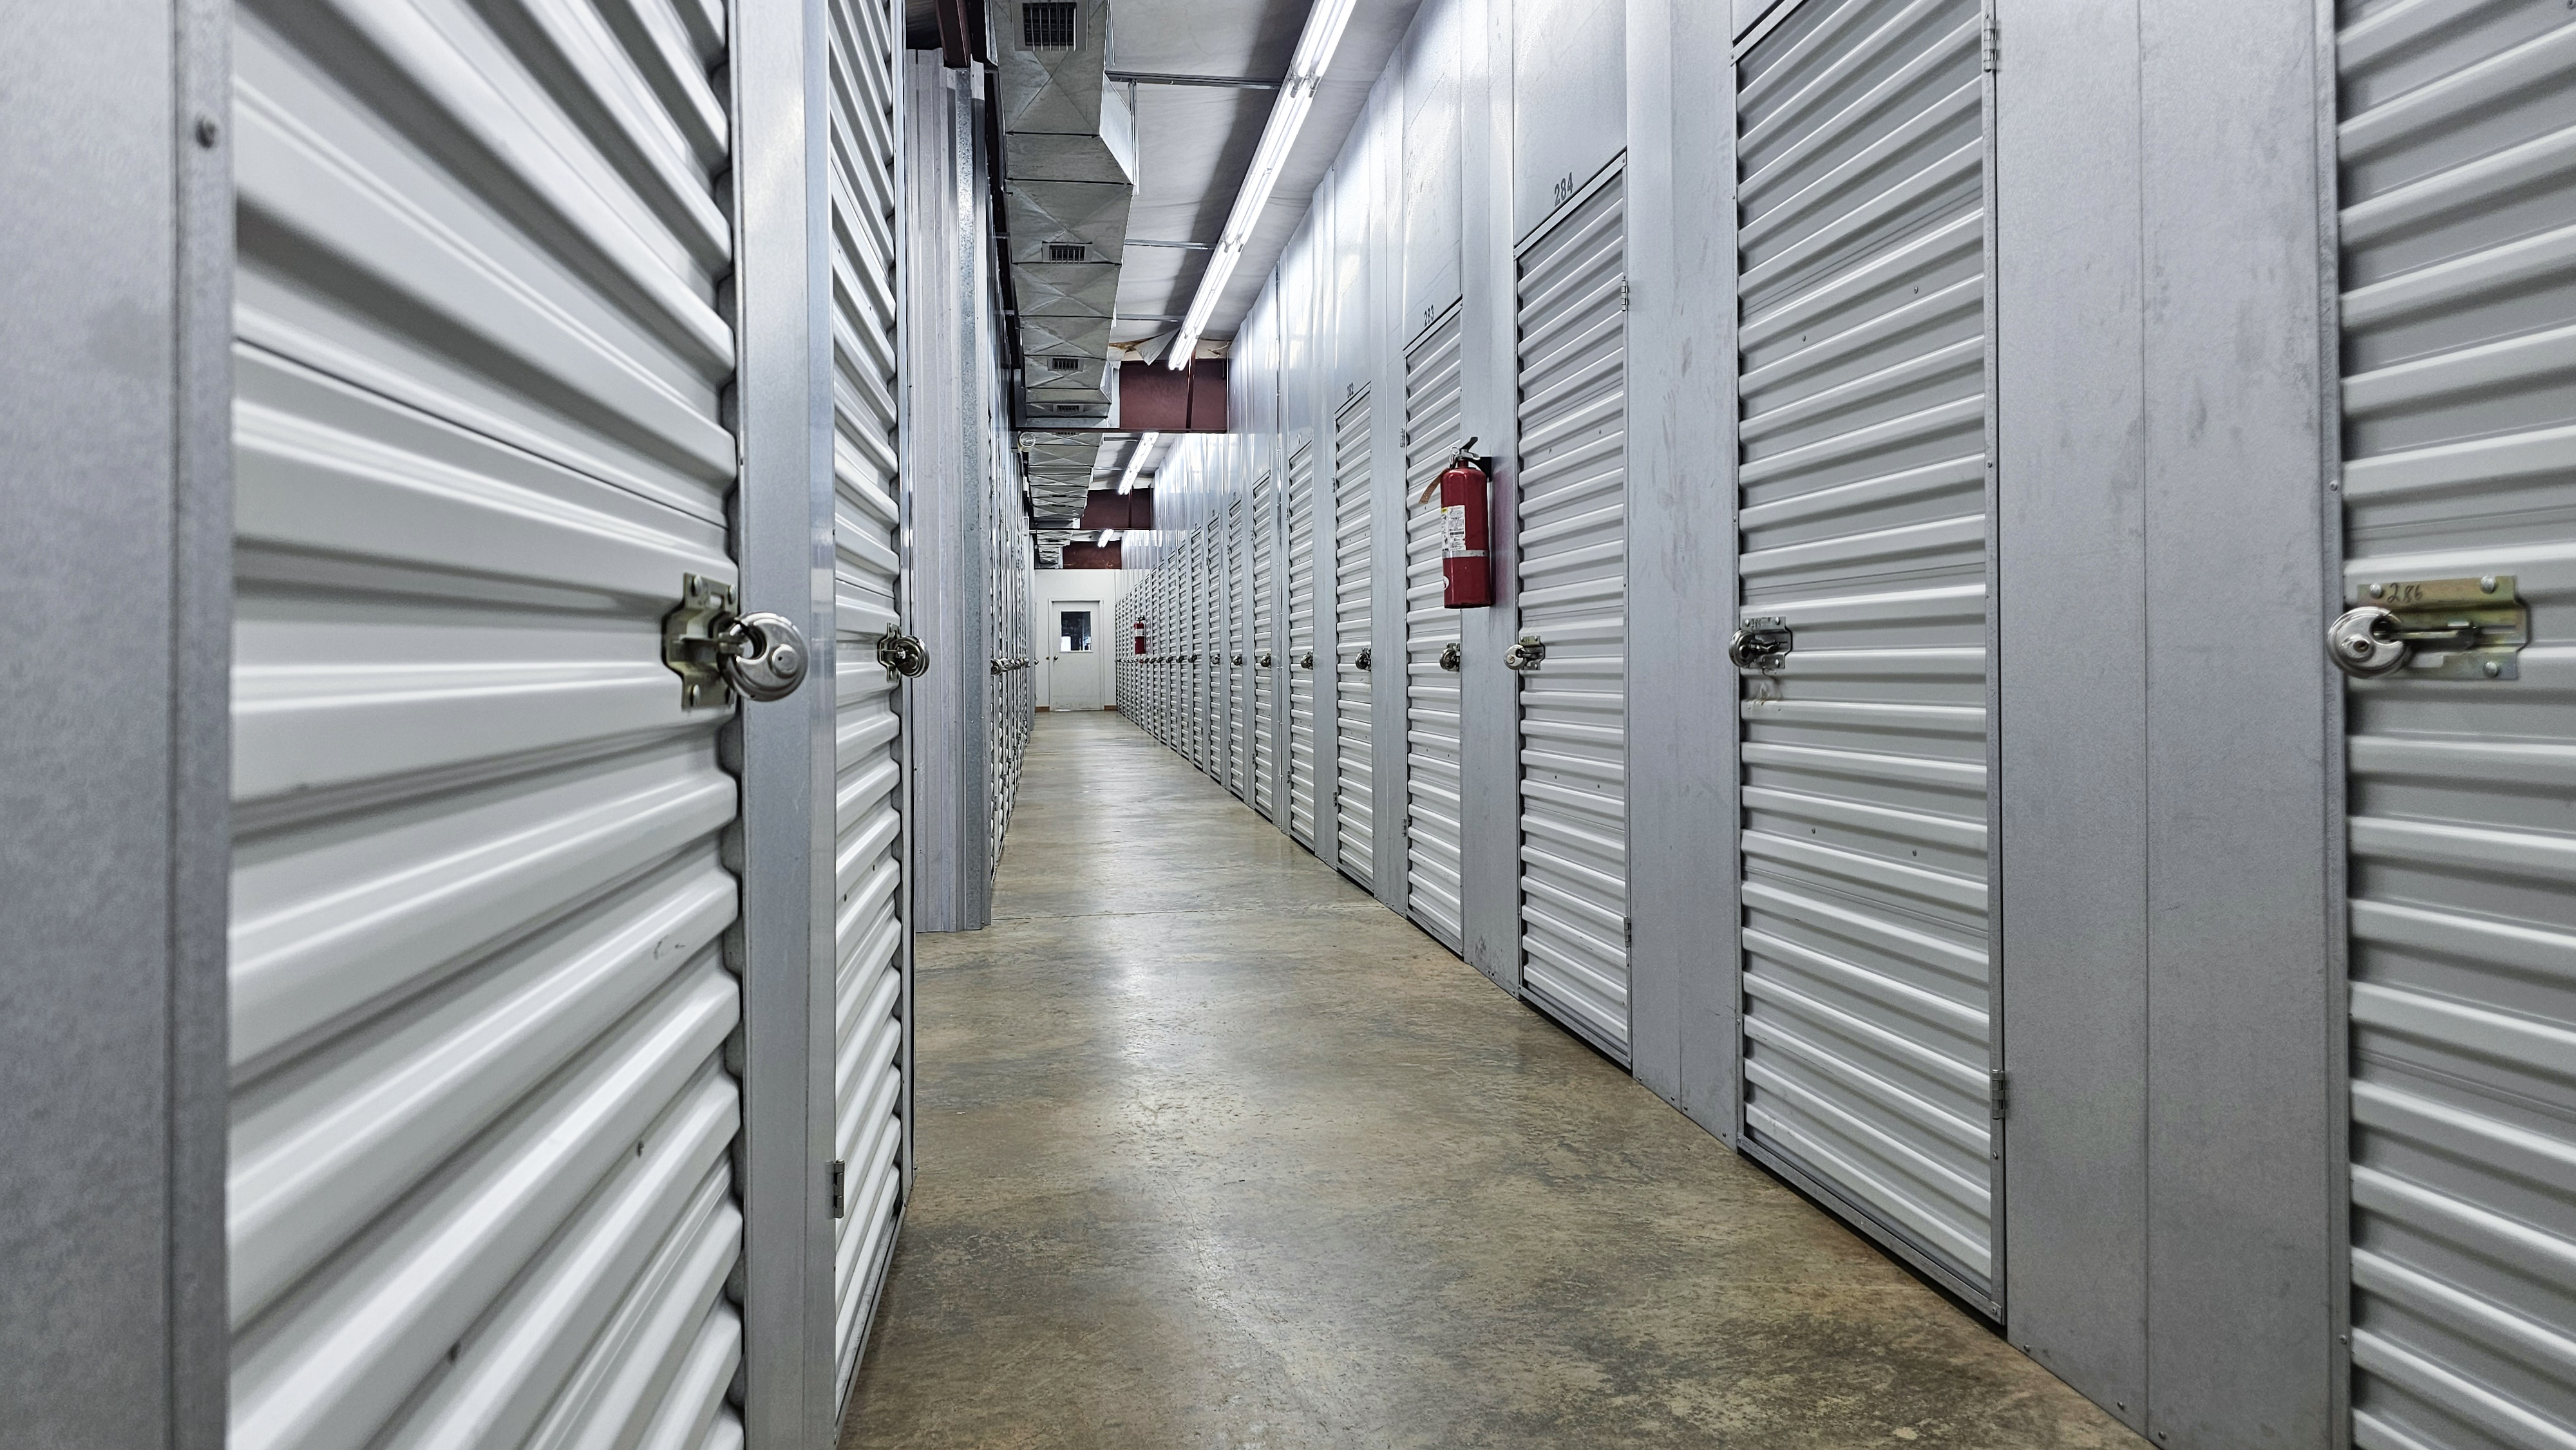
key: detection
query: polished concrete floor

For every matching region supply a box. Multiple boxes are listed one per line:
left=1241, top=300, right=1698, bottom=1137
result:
left=841, top=710, right=2141, bottom=1449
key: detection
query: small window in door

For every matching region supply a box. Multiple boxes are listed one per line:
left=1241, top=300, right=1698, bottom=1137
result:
left=1059, top=609, right=1092, bottom=652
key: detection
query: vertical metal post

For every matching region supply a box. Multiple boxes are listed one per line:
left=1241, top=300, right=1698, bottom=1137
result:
left=0, top=1, right=232, bottom=1444
left=729, top=0, right=834, bottom=1441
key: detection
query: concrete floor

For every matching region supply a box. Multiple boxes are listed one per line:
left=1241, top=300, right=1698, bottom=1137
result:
left=840, top=710, right=2141, bottom=1449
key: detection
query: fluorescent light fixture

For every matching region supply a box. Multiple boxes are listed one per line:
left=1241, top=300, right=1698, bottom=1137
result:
left=1117, top=431, right=1159, bottom=493
left=1167, top=0, right=1361, bottom=368
left=1100, top=529, right=1122, bottom=543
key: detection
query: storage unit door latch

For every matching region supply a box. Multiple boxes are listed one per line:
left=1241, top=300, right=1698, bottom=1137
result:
left=2329, top=575, right=2527, bottom=680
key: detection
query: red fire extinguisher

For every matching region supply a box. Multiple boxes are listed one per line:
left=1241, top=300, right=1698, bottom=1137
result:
left=1420, top=437, right=1492, bottom=608
left=1133, top=616, right=1148, bottom=655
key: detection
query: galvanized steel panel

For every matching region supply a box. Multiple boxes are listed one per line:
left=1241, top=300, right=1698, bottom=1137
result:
left=1513, top=169, right=1631, bottom=1062
left=1405, top=306, right=1469, bottom=954
left=1253, top=473, right=1280, bottom=819
left=1732, top=0, right=1995, bottom=1303
left=1289, top=444, right=1321, bottom=845
left=2338, top=5, right=2576, bottom=1447
left=228, top=0, right=747, bottom=1445
left=1336, top=390, right=1379, bottom=887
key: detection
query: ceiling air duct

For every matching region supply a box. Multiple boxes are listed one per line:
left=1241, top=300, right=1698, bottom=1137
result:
left=994, top=0, right=1133, bottom=505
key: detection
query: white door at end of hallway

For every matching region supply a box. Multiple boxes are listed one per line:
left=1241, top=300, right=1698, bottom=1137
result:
left=1052, top=602, right=1102, bottom=711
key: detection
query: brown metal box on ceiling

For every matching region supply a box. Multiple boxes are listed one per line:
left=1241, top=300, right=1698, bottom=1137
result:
left=1116, top=361, right=1227, bottom=432
left=1074, top=487, right=1154, bottom=531
left=1061, top=540, right=1124, bottom=569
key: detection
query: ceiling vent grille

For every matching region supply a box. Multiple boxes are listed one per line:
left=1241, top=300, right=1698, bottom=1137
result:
left=1047, top=241, right=1087, bottom=262
left=1021, top=3, right=1077, bottom=50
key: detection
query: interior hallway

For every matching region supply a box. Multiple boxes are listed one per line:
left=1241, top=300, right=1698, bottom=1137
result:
left=842, top=711, right=2140, bottom=1449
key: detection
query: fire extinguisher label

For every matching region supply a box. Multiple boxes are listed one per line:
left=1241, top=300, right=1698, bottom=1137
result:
left=1442, top=504, right=1469, bottom=556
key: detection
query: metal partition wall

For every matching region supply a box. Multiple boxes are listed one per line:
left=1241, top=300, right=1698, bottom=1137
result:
left=1730, top=0, right=1999, bottom=1314
left=1510, top=166, right=1633, bottom=1064
left=824, top=0, right=912, bottom=1400
left=1289, top=445, right=1322, bottom=845
left=1253, top=474, right=1280, bottom=819
left=225, top=0, right=777, bottom=1442
left=1403, top=305, right=1470, bottom=954
left=1334, top=391, right=1381, bottom=887
left=2334, top=7, right=2576, bottom=1445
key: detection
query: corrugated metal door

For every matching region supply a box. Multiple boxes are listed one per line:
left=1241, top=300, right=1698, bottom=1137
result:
left=1253, top=473, right=1279, bottom=820
left=228, top=1, right=751, bottom=1446
left=1405, top=305, right=1468, bottom=953
left=2336, top=8, right=2576, bottom=1445
left=825, top=0, right=907, bottom=1394
left=1227, top=497, right=1249, bottom=798
left=1730, top=0, right=1997, bottom=1310
left=1289, top=443, right=1321, bottom=846
left=1512, top=168, right=1631, bottom=1063
left=1334, top=391, right=1378, bottom=886
left=1200, top=526, right=1220, bottom=773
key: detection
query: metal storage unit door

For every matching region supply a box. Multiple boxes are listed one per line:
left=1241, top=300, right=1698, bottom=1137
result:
left=2336, top=8, right=2576, bottom=1445
left=1730, top=0, right=1998, bottom=1310
left=825, top=0, right=909, bottom=1393
left=1512, top=169, right=1631, bottom=1062
left=1289, top=443, right=1321, bottom=845
left=1405, top=305, right=1469, bottom=953
left=1200, top=527, right=1220, bottom=773
left=1227, top=498, right=1249, bottom=798
left=228, top=1, right=750, bottom=1446
left=1334, top=390, right=1378, bottom=885
left=1253, top=473, right=1280, bottom=819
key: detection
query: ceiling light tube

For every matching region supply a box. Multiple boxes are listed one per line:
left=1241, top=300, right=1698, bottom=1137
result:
left=1117, top=431, right=1159, bottom=493
left=1100, top=529, right=1122, bottom=543
left=1168, top=0, right=1360, bottom=368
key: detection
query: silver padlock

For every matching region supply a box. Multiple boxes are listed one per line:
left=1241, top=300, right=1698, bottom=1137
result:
left=2328, top=607, right=2407, bottom=678
left=719, top=612, right=809, bottom=701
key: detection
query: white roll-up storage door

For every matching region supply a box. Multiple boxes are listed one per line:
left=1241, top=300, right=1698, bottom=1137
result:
left=1731, top=0, right=1996, bottom=1308
left=824, top=0, right=907, bottom=1394
left=1200, top=527, right=1220, bottom=773
left=2336, top=8, right=2576, bottom=1445
left=1512, top=167, right=1631, bottom=1064
left=1334, top=391, right=1378, bottom=886
left=1405, top=306, right=1468, bottom=954
left=1226, top=498, right=1249, bottom=798
left=1289, top=444, right=1321, bottom=846
left=227, top=1, right=749, bottom=1447
left=1253, top=473, right=1280, bottom=819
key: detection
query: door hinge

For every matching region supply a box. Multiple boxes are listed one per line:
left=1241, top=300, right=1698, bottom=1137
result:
left=1980, top=15, right=2000, bottom=72
left=1989, top=1069, right=2011, bottom=1120
left=1623, top=918, right=1633, bottom=947
left=1618, top=280, right=1631, bottom=311
left=828, top=1158, right=848, bottom=1218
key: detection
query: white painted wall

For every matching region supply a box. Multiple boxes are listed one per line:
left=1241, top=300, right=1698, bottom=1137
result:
left=1035, top=567, right=1147, bottom=711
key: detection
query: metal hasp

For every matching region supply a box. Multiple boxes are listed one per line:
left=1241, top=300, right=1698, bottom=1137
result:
left=1438, top=641, right=1461, bottom=672
left=1503, top=633, right=1546, bottom=672
left=663, top=572, right=813, bottom=708
left=878, top=632, right=932, bottom=679
left=1728, top=616, right=1794, bottom=673
left=2329, top=575, right=2527, bottom=680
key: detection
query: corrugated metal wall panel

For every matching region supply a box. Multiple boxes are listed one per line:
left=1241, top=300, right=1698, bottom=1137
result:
left=1227, top=498, right=1249, bottom=798
left=1513, top=169, right=1631, bottom=1063
left=227, top=0, right=746, bottom=1443
left=823, top=0, right=907, bottom=1396
left=1289, top=443, right=1321, bottom=845
left=2336, top=6, right=2576, bottom=1446
left=1731, top=0, right=1995, bottom=1304
left=1335, top=391, right=1379, bottom=886
left=1405, top=305, right=1469, bottom=954
left=1253, top=473, right=1280, bottom=819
